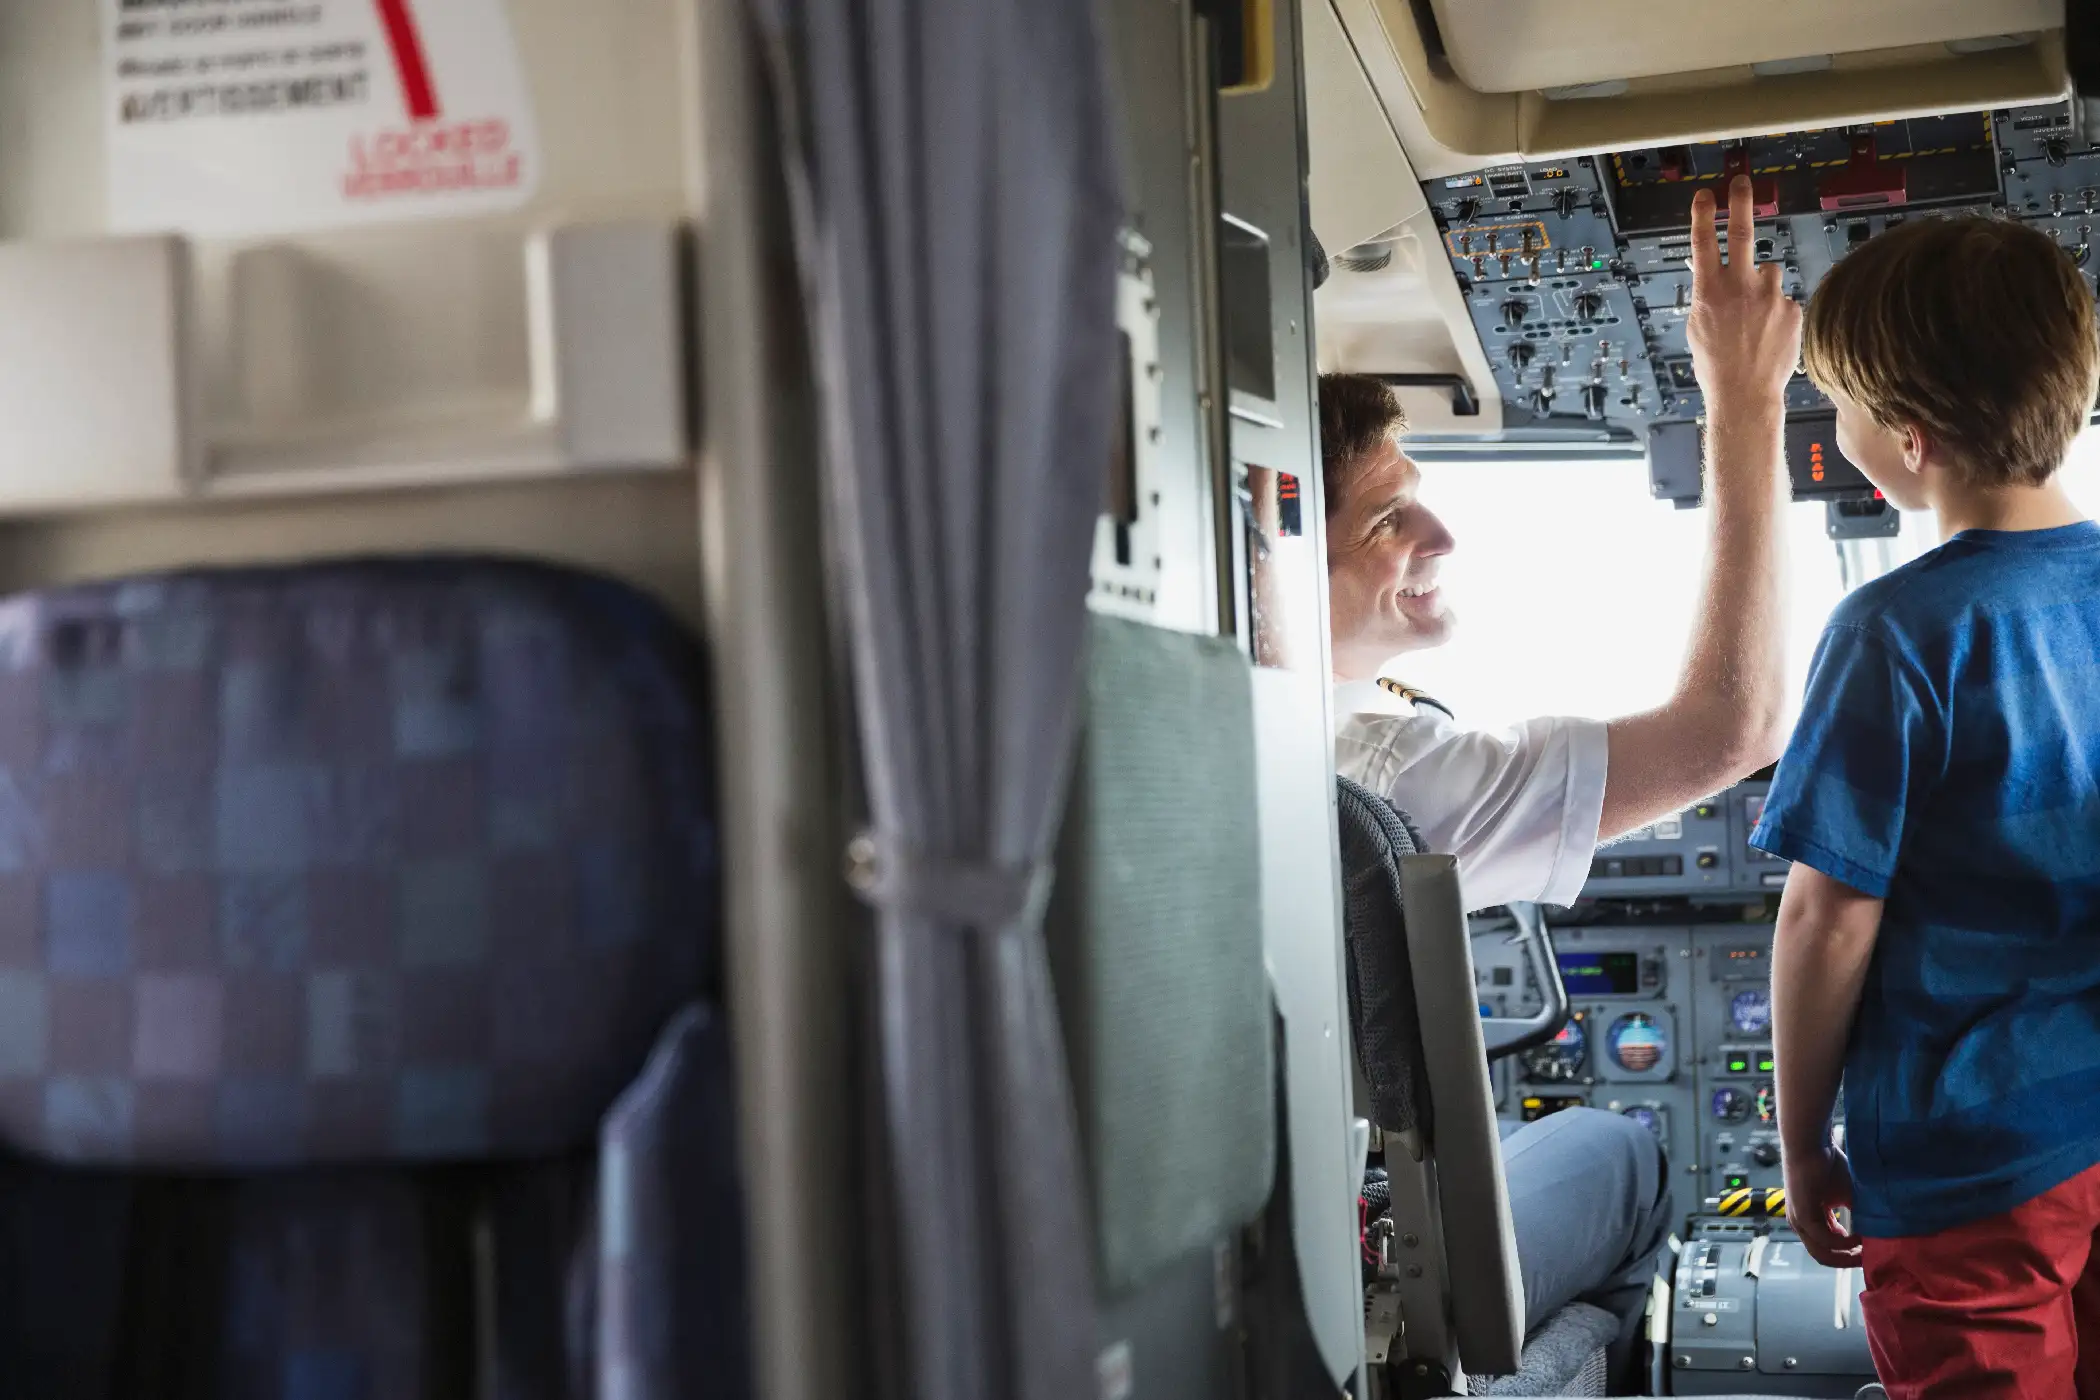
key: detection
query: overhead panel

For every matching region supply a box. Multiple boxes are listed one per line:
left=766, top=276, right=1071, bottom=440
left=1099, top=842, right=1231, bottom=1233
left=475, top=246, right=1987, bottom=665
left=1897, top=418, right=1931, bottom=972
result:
left=1359, top=101, right=2100, bottom=506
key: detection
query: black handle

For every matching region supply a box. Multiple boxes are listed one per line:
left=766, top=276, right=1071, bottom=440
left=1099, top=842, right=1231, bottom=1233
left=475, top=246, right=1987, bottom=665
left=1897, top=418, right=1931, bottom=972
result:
left=1376, top=373, right=1480, bottom=417
left=1481, top=903, right=1570, bottom=1062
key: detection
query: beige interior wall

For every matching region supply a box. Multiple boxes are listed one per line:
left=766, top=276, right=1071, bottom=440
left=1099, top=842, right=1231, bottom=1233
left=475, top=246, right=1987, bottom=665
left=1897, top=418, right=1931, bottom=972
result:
left=0, top=469, right=706, bottom=627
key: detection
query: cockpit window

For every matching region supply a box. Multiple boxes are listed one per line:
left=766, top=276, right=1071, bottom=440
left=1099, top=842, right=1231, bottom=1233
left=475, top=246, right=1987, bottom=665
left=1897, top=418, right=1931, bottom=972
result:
left=1394, top=456, right=1845, bottom=734
left=1397, top=430, right=2100, bottom=734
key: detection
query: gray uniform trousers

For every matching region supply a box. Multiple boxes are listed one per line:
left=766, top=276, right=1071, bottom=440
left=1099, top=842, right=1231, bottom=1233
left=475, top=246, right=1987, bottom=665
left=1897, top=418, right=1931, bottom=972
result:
left=1500, top=1107, right=1675, bottom=1382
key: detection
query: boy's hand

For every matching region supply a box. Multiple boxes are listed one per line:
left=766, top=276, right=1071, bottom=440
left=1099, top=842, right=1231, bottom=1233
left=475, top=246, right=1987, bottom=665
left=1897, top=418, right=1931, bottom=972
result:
left=1687, top=175, right=1803, bottom=419
left=1784, top=1140, right=1863, bottom=1268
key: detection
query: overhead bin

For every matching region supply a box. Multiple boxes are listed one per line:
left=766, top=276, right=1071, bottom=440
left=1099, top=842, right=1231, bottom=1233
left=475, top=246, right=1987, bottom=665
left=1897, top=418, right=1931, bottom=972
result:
left=1427, top=0, right=2062, bottom=97
left=0, top=0, right=694, bottom=515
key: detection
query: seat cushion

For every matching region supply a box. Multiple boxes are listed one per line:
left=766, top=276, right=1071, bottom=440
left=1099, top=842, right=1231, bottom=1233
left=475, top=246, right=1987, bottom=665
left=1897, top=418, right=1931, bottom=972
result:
left=1469, top=1300, right=1617, bottom=1396
left=0, top=557, right=718, bottom=1169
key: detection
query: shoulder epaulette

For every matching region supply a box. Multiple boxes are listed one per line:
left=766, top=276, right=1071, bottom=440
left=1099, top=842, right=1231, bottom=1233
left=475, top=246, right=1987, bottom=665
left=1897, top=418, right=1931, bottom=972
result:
left=1376, top=677, right=1453, bottom=718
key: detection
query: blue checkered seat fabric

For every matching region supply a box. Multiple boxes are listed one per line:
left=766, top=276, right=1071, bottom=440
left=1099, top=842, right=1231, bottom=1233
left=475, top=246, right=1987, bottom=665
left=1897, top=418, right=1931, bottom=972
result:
left=0, top=558, right=747, bottom=1399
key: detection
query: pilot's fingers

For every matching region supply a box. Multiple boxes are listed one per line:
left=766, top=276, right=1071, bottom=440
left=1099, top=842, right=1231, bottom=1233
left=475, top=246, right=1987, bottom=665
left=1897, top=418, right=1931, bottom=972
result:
left=1689, top=188, right=1721, bottom=285
left=1727, top=175, right=1757, bottom=271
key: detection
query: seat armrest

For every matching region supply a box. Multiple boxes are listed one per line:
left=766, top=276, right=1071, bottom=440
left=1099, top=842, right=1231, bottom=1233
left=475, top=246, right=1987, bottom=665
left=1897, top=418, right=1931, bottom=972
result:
left=1401, top=853, right=1525, bottom=1374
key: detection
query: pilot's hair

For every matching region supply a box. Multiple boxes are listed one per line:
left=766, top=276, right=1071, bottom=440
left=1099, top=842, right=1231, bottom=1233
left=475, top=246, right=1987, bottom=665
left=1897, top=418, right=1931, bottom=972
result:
left=1803, top=215, right=2099, bottom=488
left=1318, top=373, right=1408, bottom=515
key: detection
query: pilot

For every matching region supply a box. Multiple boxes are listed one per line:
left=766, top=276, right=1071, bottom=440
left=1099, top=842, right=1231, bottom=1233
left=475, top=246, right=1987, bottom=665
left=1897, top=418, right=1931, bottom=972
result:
left=1324, top=179, right=1800, bottom=1382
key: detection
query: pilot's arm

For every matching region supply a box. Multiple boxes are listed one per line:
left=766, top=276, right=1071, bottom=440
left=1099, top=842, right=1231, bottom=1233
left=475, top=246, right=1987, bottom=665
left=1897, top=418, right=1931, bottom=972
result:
left=1337, top=682, right=1605, bottom=911
left=1596, top=177, right=1802, bottom=839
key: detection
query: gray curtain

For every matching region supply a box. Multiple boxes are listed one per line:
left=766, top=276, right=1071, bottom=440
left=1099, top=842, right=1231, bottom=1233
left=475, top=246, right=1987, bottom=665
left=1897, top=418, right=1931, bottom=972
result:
left=745, top=1, right=1123, bottom=1398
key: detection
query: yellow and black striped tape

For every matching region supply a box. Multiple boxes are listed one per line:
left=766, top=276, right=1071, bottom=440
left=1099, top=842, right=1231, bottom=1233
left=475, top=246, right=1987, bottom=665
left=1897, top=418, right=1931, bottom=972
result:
left=1716, top=1187, right=1787, bottom=1218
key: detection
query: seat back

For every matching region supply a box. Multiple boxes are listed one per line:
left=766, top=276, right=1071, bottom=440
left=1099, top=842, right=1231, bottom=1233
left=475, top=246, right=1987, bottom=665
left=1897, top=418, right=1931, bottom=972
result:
left=0, top=557, right=745, bottom=1397
left=1336, top=776, right=1523, bottom=1377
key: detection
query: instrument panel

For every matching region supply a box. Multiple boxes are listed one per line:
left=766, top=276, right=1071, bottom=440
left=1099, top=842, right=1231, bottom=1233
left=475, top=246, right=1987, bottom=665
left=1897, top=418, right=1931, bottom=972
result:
left=1473, top=777, right=1816, bottom=1199
left=1579, top=773, right=1785, bottom=901
left=1409, top=102, right=2100, bottom=487
left=1477, top=919, right=1796, bottom=1198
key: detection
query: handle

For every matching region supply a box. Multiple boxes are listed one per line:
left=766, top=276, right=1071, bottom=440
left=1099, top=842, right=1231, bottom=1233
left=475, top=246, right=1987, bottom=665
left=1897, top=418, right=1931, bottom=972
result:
left=1376, top=373, right=1481, bottom=417
left=1480, top=902, right=1570, bottom=1062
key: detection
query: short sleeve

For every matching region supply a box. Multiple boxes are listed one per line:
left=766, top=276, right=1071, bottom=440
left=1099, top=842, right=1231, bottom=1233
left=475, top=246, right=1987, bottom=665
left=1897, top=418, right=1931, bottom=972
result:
left=1339, top=707, right=1609, bottom=911
left=1751, top=623, right=1936, bottom=898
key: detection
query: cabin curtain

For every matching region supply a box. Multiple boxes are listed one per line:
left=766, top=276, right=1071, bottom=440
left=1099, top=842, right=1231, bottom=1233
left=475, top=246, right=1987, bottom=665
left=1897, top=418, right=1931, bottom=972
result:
left=743, top=0, right=1122, bottom=1397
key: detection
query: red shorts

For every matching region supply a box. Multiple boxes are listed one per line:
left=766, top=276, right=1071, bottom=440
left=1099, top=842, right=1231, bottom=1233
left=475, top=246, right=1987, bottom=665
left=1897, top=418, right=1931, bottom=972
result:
left=1861, top=1161, right=2100, bottom=1398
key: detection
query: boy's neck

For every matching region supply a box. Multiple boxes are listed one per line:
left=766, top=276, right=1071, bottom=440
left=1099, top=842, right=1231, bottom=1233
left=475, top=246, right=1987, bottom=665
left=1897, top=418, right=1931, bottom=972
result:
left=1929, top=477, right=2087, bottom=542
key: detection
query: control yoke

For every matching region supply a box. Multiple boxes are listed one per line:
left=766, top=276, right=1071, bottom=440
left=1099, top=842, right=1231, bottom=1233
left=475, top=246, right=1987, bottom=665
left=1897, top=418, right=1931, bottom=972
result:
left=1480, top=902, right=1570, bottom=1061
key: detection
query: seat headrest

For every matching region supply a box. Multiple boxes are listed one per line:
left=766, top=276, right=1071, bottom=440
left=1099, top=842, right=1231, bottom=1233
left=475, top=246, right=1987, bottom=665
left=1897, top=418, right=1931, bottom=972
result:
left=0, top=557, right=717, bottom=1170
left=1335, top=776, right=1434, bottom=1135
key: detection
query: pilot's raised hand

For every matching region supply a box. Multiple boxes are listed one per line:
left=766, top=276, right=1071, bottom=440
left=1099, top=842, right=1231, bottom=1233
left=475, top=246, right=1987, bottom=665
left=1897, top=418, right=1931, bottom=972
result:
left=1687, top=174, right=1803, bottom=424
left=1784, top=1136, right=1864, bottom=1270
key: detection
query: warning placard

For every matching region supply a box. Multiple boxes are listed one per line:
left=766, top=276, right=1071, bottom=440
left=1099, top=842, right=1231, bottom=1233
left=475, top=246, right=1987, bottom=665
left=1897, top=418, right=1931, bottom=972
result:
left=103, top=0, right=541, bottom=237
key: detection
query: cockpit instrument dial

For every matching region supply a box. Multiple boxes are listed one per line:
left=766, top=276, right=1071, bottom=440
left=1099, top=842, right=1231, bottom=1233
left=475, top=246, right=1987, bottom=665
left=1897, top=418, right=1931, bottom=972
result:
left=1729, top=988, right=1772, bottom=1037
left=1711, top=1087, right=1753, bottom=1123
left=1607, top=1012, right=1667, bottom=1073
left=1521, top=1014, right=1588, bottom=1081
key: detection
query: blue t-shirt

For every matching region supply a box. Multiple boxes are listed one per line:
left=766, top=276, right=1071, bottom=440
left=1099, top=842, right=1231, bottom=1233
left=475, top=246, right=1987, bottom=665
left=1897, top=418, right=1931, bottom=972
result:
left=1752, top=520, right=2100, bottom=1238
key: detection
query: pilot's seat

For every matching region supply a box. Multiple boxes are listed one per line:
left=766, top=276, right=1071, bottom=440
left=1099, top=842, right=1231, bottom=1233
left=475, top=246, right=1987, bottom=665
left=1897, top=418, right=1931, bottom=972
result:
left=1337, top=775, right=1618, bottom=1396
left=0, top=558, right=747, bottom=1396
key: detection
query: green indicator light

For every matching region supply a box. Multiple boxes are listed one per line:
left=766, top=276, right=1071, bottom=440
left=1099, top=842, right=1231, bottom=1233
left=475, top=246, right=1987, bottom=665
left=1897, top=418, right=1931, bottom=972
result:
left=1725, top=1175, right=1747, bottom=1189
left=1758, top=1056, right=1776, bottom=1073
left=1727, top=1056, right=1749, bottom=1073
left=1590, top=258, right=1607, bottom=270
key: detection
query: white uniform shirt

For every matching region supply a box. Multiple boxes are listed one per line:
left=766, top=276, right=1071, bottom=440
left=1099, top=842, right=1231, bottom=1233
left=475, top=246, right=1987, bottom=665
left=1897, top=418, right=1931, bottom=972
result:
left=1334, top=679, right=1609, bottom=911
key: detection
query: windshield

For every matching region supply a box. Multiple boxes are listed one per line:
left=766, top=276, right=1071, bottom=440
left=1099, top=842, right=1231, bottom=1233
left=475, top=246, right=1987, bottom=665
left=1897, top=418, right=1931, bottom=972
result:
left=1395, top=427, right=2100, bottom=735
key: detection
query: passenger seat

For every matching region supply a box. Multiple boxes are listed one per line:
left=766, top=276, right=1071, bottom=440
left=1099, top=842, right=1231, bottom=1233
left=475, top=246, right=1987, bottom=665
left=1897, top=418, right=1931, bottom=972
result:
left=0, top=558, right=746, bottom=1398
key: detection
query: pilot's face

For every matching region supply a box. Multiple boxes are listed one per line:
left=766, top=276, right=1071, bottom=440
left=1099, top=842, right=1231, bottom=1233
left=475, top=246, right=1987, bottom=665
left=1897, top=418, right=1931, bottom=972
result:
left=1830, top=389, right=1926, bottom=511
left=1326, top=436, right=1457, bottom=678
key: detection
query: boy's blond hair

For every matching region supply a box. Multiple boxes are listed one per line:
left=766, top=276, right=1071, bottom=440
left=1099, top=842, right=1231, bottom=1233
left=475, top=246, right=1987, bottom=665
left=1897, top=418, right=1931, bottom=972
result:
left=1803, top=215, right=2099, bottom=488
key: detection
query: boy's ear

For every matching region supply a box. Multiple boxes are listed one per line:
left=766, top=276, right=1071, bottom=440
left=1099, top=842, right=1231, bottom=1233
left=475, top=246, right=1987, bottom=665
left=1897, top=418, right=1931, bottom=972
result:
left=1899, top=422, right=1934, bottom=478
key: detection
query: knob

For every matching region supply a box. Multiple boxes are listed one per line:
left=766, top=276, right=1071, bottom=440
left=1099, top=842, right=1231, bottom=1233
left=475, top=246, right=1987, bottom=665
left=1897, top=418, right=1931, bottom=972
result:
left=1487, top=230, right=1500, bottom=253
left=1529, top=388, right=1556, bottom=416
left=1582, top=383, right=1608, bottom=420
left=1555, top=188, right=1579, bottom=219
left=1750, top=1141, right=1781, bottom=1168
left=1502, top=299, right=1529, bottom=330
left=1508, top=341, right=1535, bottom=372
left=1696, top=852, right=1718, bottom=869
left=2047, top=137, right=2071, bottom=168
left=1459, top=231, right=1472, bottom=254
left=1575, top=291, right=1604, bottom=323
left=1555, top=248, right=1568, bottom=274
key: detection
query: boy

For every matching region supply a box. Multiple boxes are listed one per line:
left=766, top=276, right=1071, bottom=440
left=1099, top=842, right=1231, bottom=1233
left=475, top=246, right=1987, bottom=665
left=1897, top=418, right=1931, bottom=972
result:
left=1754, top=214, right=2100, bottom=1397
